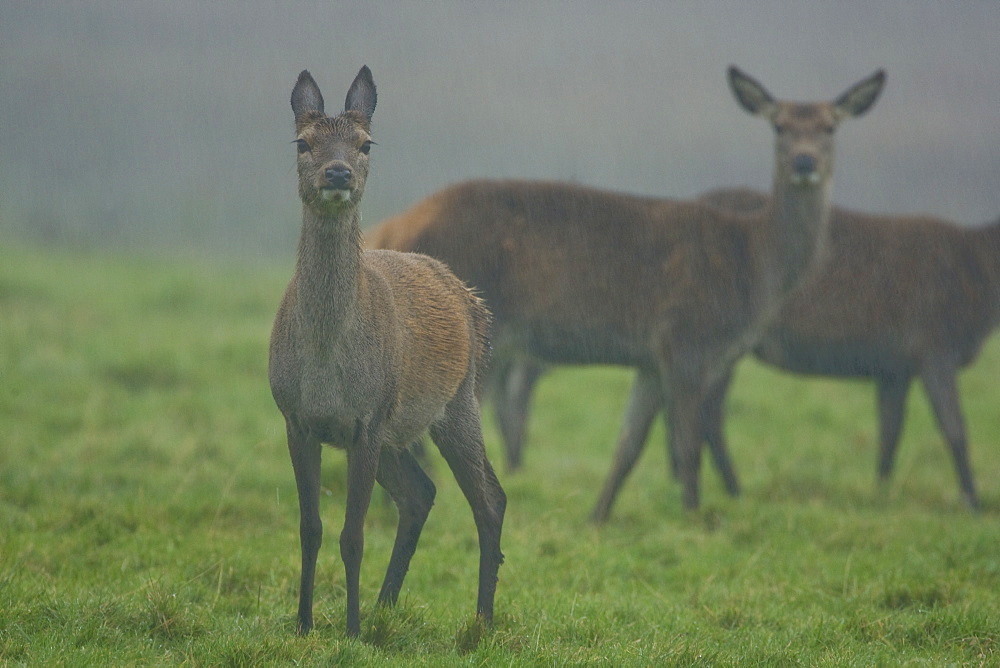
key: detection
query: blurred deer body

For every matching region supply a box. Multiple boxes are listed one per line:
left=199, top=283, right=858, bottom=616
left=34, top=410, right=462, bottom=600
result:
left=694, top=186, right=1000, bottom=509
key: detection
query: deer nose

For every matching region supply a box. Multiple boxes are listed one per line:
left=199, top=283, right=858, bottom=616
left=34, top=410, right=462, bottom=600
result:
left=792, top=154, right=818, bottom=175
left=324, top=164, right=352, bottom=189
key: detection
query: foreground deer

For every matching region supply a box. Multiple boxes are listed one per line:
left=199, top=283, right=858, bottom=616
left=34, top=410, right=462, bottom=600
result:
left=269, top=66, right=505, bottom=637
left=368, top=67, right=885, bottom=518
left=691, top=187, right=999, bottom=509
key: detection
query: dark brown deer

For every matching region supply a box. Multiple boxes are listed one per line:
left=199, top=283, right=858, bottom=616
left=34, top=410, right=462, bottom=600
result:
left=269, top=66, right=505, bottom=637
left=367, top=66, right=885, bottom=518
left=690, top=187, right=999, bottom=509
left=463, top=190, right=999, bottom=512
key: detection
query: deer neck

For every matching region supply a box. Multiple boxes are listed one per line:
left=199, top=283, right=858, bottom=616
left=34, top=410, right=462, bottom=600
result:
left=762, top=178, right=832, bottom=299
left=292, top=205, right=364, bottom=352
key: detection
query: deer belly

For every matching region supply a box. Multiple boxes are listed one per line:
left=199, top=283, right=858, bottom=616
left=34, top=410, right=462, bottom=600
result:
left=754, top=332, right=908, bottom=378
left=302, top=413, right=363, bottom=448
left=525, top=323, right=645, bottom=366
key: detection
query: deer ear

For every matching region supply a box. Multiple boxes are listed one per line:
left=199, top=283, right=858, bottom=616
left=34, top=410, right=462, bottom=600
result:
left=728, top=66, right=776, bottom=117
left=345, top=65, right=377, bottom=123
left=291, top=70, right=325, bottom=122
left=833, top=69, right=885, bottom=119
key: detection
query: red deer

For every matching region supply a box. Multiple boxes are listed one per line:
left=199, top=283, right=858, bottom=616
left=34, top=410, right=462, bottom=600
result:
left=367, top=67, right=885, bottom=518
left=455, top=191, right=998, bottom=512
left=690, top=186, right=997, bottom=509
left=269, top=67, right=505, bottom=637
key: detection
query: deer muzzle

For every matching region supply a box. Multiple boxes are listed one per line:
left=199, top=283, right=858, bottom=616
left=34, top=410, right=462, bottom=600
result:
left=789, top=153, right=822, bottom=186
left=319, top=162, right=354, bottom=202
left=324, top=163, right=353, bottom=190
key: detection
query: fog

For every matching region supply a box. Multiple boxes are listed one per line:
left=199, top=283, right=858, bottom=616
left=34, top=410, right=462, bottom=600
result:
left=1, top=1, right=997, bottom=256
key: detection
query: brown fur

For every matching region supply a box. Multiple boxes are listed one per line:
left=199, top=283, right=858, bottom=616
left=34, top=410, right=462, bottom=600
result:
left=694, top=187, right=1000, bottom=508
left=269, top=67, right=504, bottom=637
left=367, top=67, right=885, bottom=517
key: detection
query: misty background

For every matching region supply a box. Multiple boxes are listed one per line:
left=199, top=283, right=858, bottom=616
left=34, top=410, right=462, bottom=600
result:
left=1, top=1, right=997, bottom=257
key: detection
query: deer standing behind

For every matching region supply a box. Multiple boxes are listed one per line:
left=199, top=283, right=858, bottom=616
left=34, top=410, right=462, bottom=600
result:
left=368, top=67, right=885, bottom=518
left=479, top=191, right=999, bottom=512
left=269, top=66, right=505, bottom=637
left=691, top=187, right=999, bottom=509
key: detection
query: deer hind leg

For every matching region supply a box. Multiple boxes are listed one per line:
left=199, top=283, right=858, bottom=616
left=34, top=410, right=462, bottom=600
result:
left=666, top=371, right=710, bottom=511
left=700, top=371, right=741, bottom=497
left=429, top=387, right=506, bottom=624
left=875, top=371, right=911, bottom=485
left=494, top=356, right=546, bottom=473
left=340, top=427, right=381, bottom=637
left=590, top=368, right=661, bottom=523
left=375, top=445, right=437, bottom=607
left=919, top=358, right=979, bottom=510
left=285, top=420, right=324, bottom=636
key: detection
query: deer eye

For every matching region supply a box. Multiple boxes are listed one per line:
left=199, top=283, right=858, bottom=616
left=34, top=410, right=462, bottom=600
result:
left=293, top=138, right=311, bottom=154
left=359, top=140, right=374, bottom=155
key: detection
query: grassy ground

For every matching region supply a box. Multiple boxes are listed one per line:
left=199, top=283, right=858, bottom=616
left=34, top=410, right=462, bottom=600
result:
left=1, top=245, right=998, bottom=665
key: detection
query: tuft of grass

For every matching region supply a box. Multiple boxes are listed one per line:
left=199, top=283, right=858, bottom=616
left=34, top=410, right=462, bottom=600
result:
left=454, top=614, right=488, bottom=654
left=1, top=243, right=999, bottom=665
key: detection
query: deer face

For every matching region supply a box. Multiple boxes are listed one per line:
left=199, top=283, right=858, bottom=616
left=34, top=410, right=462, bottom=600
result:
left=769, top=103, right=839, bottom=188
left=294, top=115, right=374, bottom=210
left=290, top=67, right=377, bottom=213
left=728, top=66, right=885, bottom=190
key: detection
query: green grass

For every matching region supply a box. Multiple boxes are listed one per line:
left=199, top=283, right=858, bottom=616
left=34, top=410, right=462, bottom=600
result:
left=2, top=244, right=998, bottom=665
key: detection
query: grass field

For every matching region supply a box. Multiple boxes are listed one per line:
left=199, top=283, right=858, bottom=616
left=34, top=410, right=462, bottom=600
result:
left=2, top=244, right=998, bottom=665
